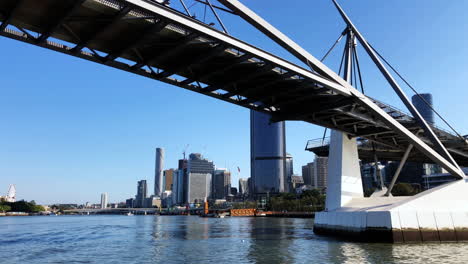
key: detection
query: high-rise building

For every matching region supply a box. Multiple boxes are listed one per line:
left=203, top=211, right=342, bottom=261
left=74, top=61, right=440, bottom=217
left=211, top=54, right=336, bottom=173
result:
left=163, top=169, right=174, bottom=191
left=187, top=153, right=214, bottom=203
left=100, top=193, right=108, bottom=209
left=239, top=178, right=249, bottom=196
left=213, top=169, right=231, bottom=199
left=135, top=180, right=147, bottom=208
left=154, top=148, right=165, bottom=197
left=285, top=153, right=294, bottom=192
left=411, top=93, right=441, bottom=179
left=302, top=162, right=315, bottom=186
left=250, top=110, right=286, bottom=195
left=125, top=198, right=134, bottom=208
left=314, top=156, right=328, bottom=189
left=172, top=159, right=188, bottom=205
left=411, top=93, right=434, bottom=125
left=230, top=187, right=238, bottom=196
left=172, top=168, right=185, bottom=205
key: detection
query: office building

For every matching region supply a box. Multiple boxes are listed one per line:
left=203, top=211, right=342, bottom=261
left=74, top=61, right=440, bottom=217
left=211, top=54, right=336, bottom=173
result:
left=239, top=178, right=249, bottom=196
left=411, top=93, right=441, bottom=180
left=100, top=193, right=108, bottom=209
left=411, top=93, right=434, bottom=125
left=187, top=153, right=214, bottom=203
left=285, top=153, right=293, bottom=192
left=230, top=187, right=238, bottom=196
left=213, top=169, right=231, bottom=199
left=250, top=110, right=286, bottom=195
left=135, top=180, right=147, bottom=208
left=302, top=162, right=315, bottom=186
left=163, top=169, right=175, bottom=191
left=154, top=148, right=165, bottom=197
left=172, top=159, right=188, bottom=205
left=314, top=156, right=328, bottom=189
left=125, top=198, right=134, bottom=208
left=161, top=190, right=172, bottom=208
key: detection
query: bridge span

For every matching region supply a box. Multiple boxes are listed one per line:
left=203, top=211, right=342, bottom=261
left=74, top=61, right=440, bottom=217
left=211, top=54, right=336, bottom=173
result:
left=1, top=0, right=467, bottom=178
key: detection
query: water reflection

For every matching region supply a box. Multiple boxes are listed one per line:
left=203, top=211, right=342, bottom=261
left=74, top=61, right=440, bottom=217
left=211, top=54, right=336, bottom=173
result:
left=3, top=216, right=468, bottom=264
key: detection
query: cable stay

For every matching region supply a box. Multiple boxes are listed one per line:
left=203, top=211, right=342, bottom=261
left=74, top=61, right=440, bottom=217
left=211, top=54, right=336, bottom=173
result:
left=368, top=44, right=466, bottom=142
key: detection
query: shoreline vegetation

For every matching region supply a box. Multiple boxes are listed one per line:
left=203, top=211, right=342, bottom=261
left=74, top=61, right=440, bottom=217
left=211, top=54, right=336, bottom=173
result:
left=0, top=183, right=417, bottom=218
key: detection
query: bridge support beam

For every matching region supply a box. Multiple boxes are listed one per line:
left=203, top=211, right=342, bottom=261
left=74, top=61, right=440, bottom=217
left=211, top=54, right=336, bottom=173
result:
left=325, top=130, right=363, bottom=211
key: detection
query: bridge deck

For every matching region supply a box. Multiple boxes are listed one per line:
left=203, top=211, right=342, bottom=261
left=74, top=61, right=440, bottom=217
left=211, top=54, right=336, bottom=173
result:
left=1, top=0, right=467, bottom=165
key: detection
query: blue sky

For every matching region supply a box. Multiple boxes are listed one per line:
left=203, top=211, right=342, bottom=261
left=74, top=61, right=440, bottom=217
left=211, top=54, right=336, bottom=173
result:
left=1, top=0, right=468, bottom=204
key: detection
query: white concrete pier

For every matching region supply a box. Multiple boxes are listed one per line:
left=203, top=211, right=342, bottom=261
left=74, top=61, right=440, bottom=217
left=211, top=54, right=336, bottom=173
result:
left=314, top=179, right=468, bottom=242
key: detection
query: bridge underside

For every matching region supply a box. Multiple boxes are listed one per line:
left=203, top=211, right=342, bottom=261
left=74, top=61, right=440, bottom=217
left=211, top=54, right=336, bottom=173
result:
left=1, top=0, right=467, bottom=168
left=307, top=137, right=468, bottom=167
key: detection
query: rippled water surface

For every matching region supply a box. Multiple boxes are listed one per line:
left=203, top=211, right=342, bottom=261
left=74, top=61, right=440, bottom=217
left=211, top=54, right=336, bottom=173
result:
left=1, top=215, right=468, bottom=263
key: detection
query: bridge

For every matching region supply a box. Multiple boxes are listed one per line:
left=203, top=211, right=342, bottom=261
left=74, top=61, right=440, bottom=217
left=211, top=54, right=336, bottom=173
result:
left=2, top=0, right=468, bottom=242
left=65, top=208, right=160, bottom=214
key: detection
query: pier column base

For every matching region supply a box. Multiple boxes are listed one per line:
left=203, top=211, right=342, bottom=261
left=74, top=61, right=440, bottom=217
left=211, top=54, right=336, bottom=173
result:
left=314, top=179, right=468, bottom=242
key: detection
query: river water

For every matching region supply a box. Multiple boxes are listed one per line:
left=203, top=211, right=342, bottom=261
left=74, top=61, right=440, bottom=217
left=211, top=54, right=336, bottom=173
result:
left=1, top=215, right=467, bottom=264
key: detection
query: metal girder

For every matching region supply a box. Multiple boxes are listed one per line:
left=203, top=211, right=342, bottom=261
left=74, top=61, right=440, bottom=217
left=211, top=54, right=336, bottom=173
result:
left=238, top=71, right=297, bottom=101
left=132, top=32, right=199, bottom=69
left=124, top=0, right=351, bottom=96
left=36, top=0, right=86, bottom=44
left=218, top=0, right=465, bottom=178
left=214, top=64, right=275, bottom=96
left=72, top=5, right=133, bottom=53
left=0, top=0, right=23, bottom=31
left=0, top=25, right=272, bottom=120
left=332, top=0, right=462, bottom=172
left=385, top=144, right=414, bottom=196
left=275, top=93, right=348, bottom=109
left=271, top=97, right=355, bottom=122
left=104, top=19, right=169, bottom=62
left=157, top=43, right=227, bottom=79
left=181, top=53, right=253, bottom=86
left=261, top=85, right=329, bottom=107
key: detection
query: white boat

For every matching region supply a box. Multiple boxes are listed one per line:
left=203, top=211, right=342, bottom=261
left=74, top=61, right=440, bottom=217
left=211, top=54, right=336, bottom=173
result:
left=127, top=212, right=134, bottom=216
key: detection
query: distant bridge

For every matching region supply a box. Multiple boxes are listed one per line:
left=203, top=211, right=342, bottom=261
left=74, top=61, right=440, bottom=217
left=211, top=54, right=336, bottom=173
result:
left=65, top=208, right=159, bottom=214
left=0, top=0, right=466, bottom=179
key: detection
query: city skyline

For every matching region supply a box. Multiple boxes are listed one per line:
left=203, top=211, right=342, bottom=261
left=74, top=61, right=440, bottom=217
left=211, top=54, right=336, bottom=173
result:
left=2, top=0, right=468, bottom=204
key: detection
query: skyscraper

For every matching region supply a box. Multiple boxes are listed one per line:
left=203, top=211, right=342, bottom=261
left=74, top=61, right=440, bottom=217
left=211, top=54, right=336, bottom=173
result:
left=285, top=153, right=294, bottom=192
left=411, top=93, right=434, bottom=125
left=100, top=193, right=108, bottom=209
left=154, top=148, right=164, bottom=197
left=135, top=180, right=147, bottom=208
left=239, top=178, right=249, bottom=196
left=250, top=110, right=286, bottom=195
left=187, top=153, right=214, bottom=203
left=314, top=157, right=328, bottom=190
left=302, top=162, right=315, bottom=186
left=163, top=169, right=174, bottom=191
left=213, top=169, right=231, bottom=199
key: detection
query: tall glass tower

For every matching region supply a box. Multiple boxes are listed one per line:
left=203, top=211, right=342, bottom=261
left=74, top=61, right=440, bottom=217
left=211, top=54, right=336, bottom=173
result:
left=250, top=110, right=286, bottom=195
left=411, top=93, right=434, bottom=125
left=154, top=148, right=164, bottom=197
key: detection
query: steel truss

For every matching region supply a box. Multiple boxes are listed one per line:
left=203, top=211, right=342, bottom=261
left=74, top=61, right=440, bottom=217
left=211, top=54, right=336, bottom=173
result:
left=0, top=0, right=466, bottom=178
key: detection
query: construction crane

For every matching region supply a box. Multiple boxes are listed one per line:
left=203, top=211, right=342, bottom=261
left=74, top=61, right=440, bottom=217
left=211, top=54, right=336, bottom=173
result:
left=183, top=144, right=190, bottom=160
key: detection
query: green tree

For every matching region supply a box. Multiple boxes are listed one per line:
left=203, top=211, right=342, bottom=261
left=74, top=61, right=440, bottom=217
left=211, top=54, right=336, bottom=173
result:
left=0, top=204, right=11, bottom=212
left=391, top=183, right=415, bottom=196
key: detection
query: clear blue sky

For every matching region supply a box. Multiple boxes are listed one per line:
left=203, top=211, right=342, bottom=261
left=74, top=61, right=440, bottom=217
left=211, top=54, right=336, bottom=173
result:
left=1, top=0, right=468, bottom=204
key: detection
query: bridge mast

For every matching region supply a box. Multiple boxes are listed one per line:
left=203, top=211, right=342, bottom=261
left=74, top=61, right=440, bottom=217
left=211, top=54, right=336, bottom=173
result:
left=331, top=0, right=463, bottom=173
left=218, top=0, right=465, bottom=179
